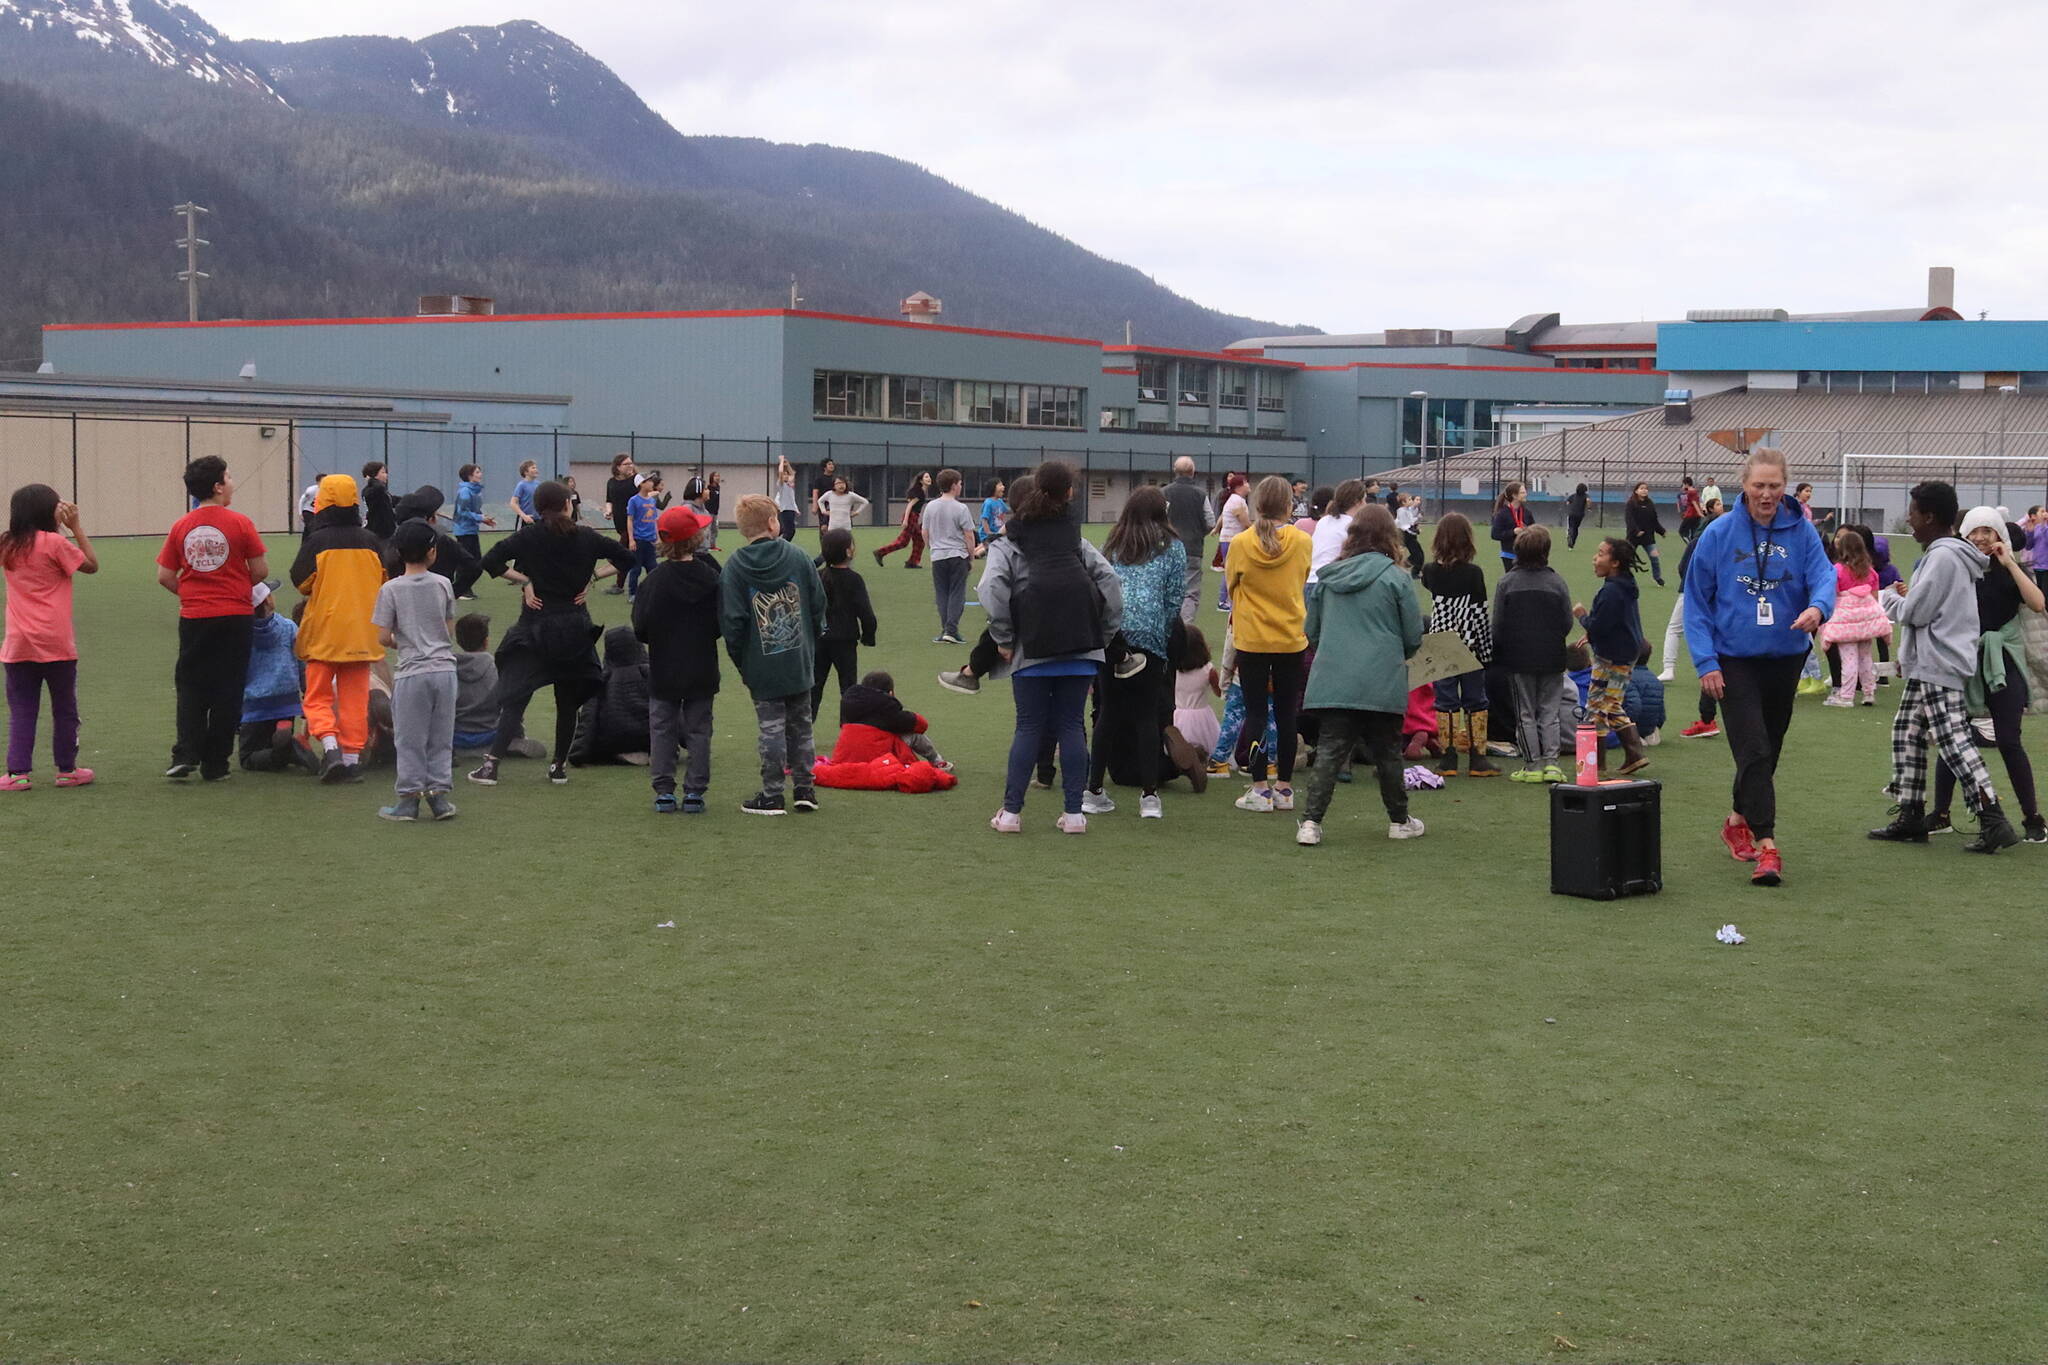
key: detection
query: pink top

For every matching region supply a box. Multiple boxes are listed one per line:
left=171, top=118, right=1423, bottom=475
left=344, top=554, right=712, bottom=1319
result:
left=1, top=530, right=88, bottom=663
left=1835, top=562, right=1878, bottom=595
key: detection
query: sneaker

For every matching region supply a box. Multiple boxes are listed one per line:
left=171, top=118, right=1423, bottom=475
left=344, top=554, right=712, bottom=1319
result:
left=1924, top=811, right=1953, bottom=835
left=1751, top=847, right=1783, bottom=886
left=792, top=790, right=819, bottom=812
left=1860, top=697, right=1876, bottom=707
left=1387, top=816, right=1427, bottom=840
left=1484, top=740, right=1519, bottom=758
left=1335, top=768, right=1353, bottom=783
left=1822, top=696, right=1853, bottom=708
left=936, top=669, right=981, bottom=695
left=740, top=792, right=786, bottom=815
left=2024, top=816, right=2047, bottom=844
left=1206, top=759, right=1232, bottom=776
left=682, top=792, right=706, bottom=814
left=1656, top=669, right=1676, bottom=683
left=425, top=792, right=458, bottom=820
left=164, top=761, right=198, bottom=780
left=1112, top=654, right=1146, bottom=680
left=0, top=773, right=27, bottom=792
left=1721, top=817, right=1759, bottom=862
left=1797, top=678, right=1829, bottom=697
left=1234, top=786, right=1274, bottom=812
left=989, top=809, right=1022, bottom=833
left=1272, top=788, right=1295, bottom=811
left=317, top=749, right=349, bottom=784
left=548, top=762, right=569, bottom=785
left=467, top=758, right=499, bottom=786
left=940, top=634, right=965, bottom=645
left=1642, top=729, right=1663, bottom=746
left=1508, top=768, right=1545, bottom=783
left=1081, top=789, right=1117, bottom=814
left=377, top=796, right=421, bottom=822
left=1541, top=764, right=1566, bottom=783
left=654, top=792, right=680, bottom=814
left=1055, top=813, right=1088, bottom=834
left=1295, top=818, right=1322, bottom=846
left=872, top=547, right=885, bottom=566
left=338, top=762, right=363, bottom=785
left=455, top=593, right=478, bottom=601
left=1680, top=720, right=1720, bottom=738
left=1139, top=794, right=1163, bottom=819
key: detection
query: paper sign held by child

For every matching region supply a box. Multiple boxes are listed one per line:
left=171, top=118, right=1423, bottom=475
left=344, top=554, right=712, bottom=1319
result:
left=1406, top=630, right=1481, bottom=690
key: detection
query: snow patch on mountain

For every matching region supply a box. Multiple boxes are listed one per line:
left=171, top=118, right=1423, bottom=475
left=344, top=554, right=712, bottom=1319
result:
left=0, top=0, right=282, bottom=100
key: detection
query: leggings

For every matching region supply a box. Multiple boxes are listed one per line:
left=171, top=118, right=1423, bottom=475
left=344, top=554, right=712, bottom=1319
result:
left=5, top=659, right=80, bottom=774
left=1934, top=675, right=2037, bottom=821
left=1211, top=681, right=1280, bottom=765
left=1235, top=649, right=1306, bottom=784
left=1087, top=653, right=1165, bottom=795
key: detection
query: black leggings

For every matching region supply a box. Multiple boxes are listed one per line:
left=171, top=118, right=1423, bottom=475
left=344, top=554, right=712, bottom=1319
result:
left=1236, top=648, right=1306, bottom=784
left=490, top=681, right=586, bottom=764
left=1935, top=675, right=2037, bottom=821
left=1088, top=653, right=1166, bottom=795
left=1718, top=654, right=1803, bottom=839
left=812, top=638, right=859, bottom=718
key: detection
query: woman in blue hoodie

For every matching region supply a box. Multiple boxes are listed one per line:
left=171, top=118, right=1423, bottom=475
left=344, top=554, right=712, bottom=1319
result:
left=1681, top=448, right=1836, bottom=888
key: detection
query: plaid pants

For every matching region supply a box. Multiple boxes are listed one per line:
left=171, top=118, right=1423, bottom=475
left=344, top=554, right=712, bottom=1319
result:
left=1890, top=678, right=1996, bottom=812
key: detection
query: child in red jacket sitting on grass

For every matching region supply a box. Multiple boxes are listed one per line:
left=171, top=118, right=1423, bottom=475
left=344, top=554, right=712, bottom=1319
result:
left=828, top=671, right=951, bottom=770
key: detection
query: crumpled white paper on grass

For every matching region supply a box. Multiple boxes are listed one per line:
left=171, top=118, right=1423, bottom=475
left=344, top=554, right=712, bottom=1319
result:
left=1715, top=923, right=1745, bottom=945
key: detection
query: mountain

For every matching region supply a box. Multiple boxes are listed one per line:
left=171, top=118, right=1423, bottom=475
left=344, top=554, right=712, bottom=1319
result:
left=0, top=1, right=1318, bottom=369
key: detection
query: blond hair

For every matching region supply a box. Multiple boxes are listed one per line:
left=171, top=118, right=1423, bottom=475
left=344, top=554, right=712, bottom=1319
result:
left=735, top=494, right=780, bottom=539
left=1250, top=475, right=1293, bottom=556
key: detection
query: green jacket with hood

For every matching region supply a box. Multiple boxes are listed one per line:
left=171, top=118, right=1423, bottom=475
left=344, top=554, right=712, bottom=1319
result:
left=1304, top=550, right=1424, bottom=715
left=718, top=534, right=826, bottom=699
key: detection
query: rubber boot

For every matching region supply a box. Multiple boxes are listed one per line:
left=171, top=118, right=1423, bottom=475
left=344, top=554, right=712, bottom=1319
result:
left=1965, top=800, right=2021, bottom=853
left=1867, top=800, right=1929, bottom=842
left=1435, top=713, right=1463, bottom=777
left=1466, top=711, right=1501, bottom=776
left=1616, top=724, right=1651, bottom=776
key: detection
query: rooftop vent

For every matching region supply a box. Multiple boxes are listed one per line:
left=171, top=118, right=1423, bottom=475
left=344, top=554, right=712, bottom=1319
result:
left=901, top=291, right=942, bottom=324
left=1684, top=308, right=1788, bottom=323
left=418, top=294, right=496, bottom=317
left=1385, top=328, right=1454, bottom=346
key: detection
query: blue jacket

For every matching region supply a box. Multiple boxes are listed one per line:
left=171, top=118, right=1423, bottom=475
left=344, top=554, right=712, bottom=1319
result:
left=1624, top=665, right=1667, bottom=734
left=453, top=481, right=486, bottom=536
left=1582, top=573, right=1644, bottom=665
left=1682, top=494, right=1836, bottom=675
left=241, top=613, right=302, bottom=723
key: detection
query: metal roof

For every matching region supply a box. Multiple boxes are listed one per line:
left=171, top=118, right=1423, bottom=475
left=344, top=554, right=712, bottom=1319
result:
left=1231, top=307, right=1952, bottom=356
left=0, top=370, right=569, bottom=405
left=1369, top=386, right=2048, bottom=485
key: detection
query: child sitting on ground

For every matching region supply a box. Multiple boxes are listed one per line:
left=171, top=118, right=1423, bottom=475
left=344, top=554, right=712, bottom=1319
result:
left=813, top=670, right=959, bottom=793
left=632, top=503, right=721, bottom=814
left=450, top=613, right=546, bottom=759
left=238, top=579, right=316, bottom=773
left=1172, top=622, right=1222, bottom=763
left=567, top=626, right=653, bottom=767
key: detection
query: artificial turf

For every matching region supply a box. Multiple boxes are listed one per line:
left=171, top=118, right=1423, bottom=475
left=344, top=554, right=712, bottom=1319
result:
left=0, top=526, right=2040, bottom=1363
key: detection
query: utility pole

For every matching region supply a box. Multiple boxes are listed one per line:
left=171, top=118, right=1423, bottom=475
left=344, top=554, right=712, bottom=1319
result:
left=788, top=276, right=802, bottom=309
left=174, top=203, right=210, bottom=322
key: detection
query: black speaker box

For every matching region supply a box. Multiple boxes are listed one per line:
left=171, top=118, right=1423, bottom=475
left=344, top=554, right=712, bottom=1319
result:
left=1550, top=780, right=1662, bottom=900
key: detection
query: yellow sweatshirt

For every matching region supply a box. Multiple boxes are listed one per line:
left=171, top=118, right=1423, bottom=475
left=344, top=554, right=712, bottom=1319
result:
left=1225, top=524, right=1312, bottom=652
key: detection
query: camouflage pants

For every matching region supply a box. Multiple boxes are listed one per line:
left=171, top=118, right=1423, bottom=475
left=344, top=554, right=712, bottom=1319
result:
left=754, top=692, right=816, bottom=797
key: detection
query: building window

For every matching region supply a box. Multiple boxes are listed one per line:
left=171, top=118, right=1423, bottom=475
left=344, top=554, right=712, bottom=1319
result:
left=1136, top=419, right=1170, bottom=432
left=1177, top=421, right=1212, bottom=434
left=1857, top=372, right=1894, bottom=394
left=1257, top=373, right=1287, bottom=411
left=1797, top=370, right=1826, bottom=390
left=814, top=370, right=882, bottom=418
left=1894, top=371, right=1929, bottom=392
left=889, top=375, right=946, bottom=420
left=2017, top=373, right=2048, bottom=390
left=1217, top=366, right=1249, bottom=409
left=1101, top=406, right=1134, bottom=430
left=1178, top=361, right=1211, bottom=405
left=1137, top=357, right=1169, bottom=402
left=1930, top=372, right=1961, bottom=390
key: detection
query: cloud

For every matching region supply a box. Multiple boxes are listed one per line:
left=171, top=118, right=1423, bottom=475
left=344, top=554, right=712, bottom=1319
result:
left=194, top=0, right=2048, bottom=332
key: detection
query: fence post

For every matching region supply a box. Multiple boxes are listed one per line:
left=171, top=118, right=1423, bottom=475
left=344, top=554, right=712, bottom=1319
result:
left=551, top=430, right=559, bottom=479
left=1599, top=455, right=1608, bottom=527
left=70, top=411, right=79, bottom=501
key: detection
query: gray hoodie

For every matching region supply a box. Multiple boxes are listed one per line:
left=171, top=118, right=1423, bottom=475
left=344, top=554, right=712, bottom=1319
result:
left=977, top=531, right=1124, bottom=676
left=1887, top=535, right=1986, bottom=691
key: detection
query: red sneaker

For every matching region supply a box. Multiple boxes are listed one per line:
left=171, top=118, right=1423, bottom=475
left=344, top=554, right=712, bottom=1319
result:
left=1681, top=720, right=1720, bottom=738
left=1751, top=847, right=1783, bottom=887
left=1720, top=817, right=1758, bottom=862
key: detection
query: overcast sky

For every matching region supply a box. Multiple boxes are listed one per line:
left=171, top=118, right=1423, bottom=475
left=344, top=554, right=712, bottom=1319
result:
left=192, top=0, right=2048, bottom=335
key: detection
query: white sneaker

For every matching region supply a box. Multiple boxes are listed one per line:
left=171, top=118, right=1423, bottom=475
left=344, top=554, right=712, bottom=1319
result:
left=1055, top=813, right=1088, bottom=834
left=989, top=809, right=1022, bottom=833
left=1235, top=787, right=1274, bottom=812
left=1139, top=794, right=1163, bottom=819
left=1822, top=696, right=1853, bottom=708
left=1643, top=728, right=1663, bottom=745
left=1296, top=819, right=1323, bottom=846
left=1656, top=669, right=1675, bottom=683
left=1388, top=816, right=1427, bottom=840
left=1272, top=788, right=1296, bottom=811
left=1081, top=789, right=1117, bottom=814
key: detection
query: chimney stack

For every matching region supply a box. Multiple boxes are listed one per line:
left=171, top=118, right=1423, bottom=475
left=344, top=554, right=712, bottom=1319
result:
left=1928, top=266, right=1956, bottom=312
left=900, top=291, right=942, bottom=324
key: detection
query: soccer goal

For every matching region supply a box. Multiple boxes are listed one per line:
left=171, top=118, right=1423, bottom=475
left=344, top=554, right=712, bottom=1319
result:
left=1836, top=452, right=2048, bottom=531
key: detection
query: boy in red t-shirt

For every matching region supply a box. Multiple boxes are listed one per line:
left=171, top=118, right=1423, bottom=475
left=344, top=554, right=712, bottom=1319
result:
left=156, top=456, right=268, bottom=780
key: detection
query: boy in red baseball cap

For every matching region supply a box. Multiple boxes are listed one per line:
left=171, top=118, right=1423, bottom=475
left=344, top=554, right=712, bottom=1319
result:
left=632, top=503, right=722, bottom=813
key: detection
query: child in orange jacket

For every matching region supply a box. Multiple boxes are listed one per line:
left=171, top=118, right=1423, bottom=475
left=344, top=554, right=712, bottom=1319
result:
left=291, top=474, right=391, bottom=782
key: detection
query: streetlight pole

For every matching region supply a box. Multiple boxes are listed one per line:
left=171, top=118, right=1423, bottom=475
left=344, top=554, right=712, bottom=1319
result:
left=1409, top=389, right=1432, bottom=513
left=1999, top=383, right=2017, bottom=508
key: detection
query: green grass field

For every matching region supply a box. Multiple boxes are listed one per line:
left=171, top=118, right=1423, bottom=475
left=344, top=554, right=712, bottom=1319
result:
left=2, top=525, right=2040, bottom=1363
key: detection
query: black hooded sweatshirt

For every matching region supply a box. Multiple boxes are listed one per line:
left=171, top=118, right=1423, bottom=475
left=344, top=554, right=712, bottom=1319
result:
left=392, top=485, right=478, bottom=585
left=631, top=554, right=723, bottom=702
left=569, top=626, right=653, bottom=763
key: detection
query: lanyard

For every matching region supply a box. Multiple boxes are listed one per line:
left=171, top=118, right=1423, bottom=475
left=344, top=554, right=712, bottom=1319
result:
left=1749, top=514, right=1778, bottom=599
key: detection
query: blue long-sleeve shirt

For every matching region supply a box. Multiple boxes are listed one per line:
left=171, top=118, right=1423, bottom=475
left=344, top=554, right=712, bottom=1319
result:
left=453, top=480, right=486, bottom=536
left=1683, top=495, right=1836, bottom=676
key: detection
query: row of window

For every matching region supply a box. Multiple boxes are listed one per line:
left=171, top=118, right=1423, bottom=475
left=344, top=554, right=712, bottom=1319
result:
left=1135, top=357, right=1287, bottom=410
left=1795, top=371, right=1969, bottom=394
left=813, top=371, right=1086, bottom=430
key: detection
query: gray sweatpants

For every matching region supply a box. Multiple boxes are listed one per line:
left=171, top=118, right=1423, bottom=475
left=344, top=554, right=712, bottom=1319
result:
left=932, top=555, right=969, bottom=638
left=392, top=670, right=457, bottom=795
left=1511, top=671, right=1565, bottom=771
left=755, top=692, right=815, bottom=797
left=649, top=695, right=713, bottom=796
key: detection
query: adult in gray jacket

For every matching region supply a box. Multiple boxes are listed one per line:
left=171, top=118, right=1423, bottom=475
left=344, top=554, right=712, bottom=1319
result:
left=980, top=460, right=1124, bottom=833
left=1869, top=481, right=2019, bottom=851
left=1163, top=456, right=1213, bottom=624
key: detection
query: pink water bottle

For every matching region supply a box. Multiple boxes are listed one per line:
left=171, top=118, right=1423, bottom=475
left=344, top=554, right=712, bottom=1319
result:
left=1575, top=724, right=1599, bottom=786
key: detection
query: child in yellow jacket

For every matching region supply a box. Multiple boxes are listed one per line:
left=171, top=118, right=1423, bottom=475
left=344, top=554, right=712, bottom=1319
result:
left=291, top=474, right=390, bottom=782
